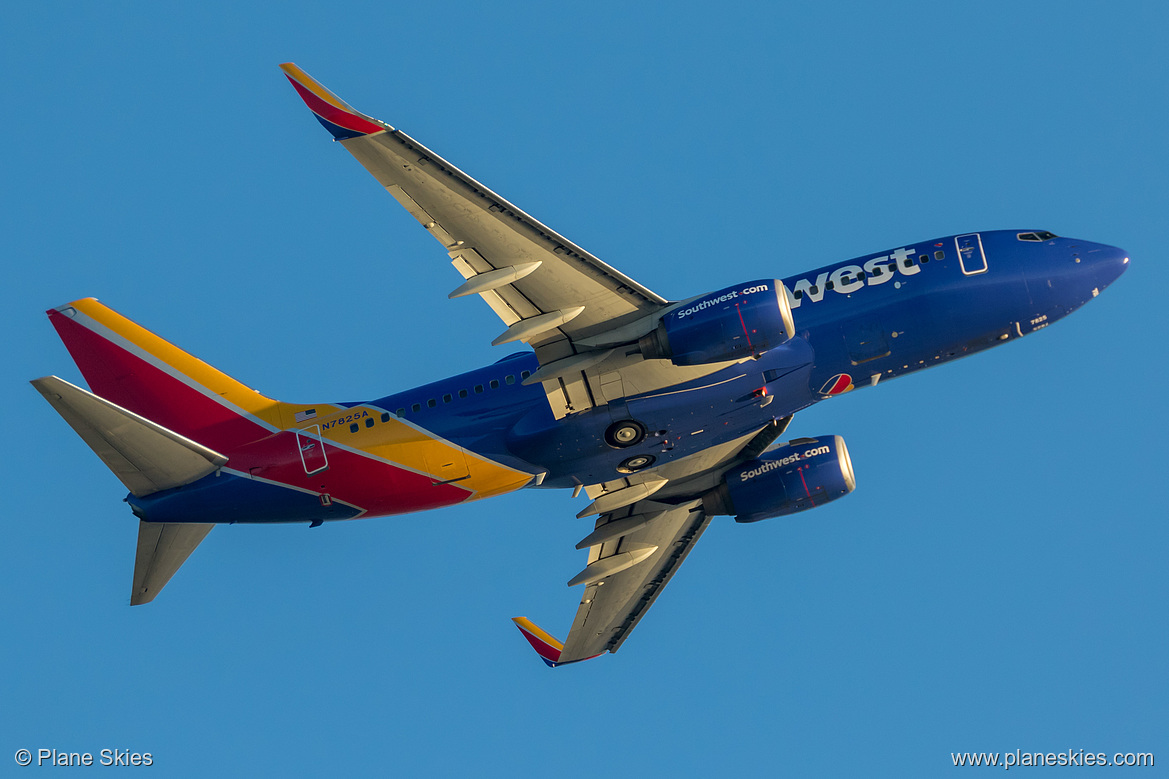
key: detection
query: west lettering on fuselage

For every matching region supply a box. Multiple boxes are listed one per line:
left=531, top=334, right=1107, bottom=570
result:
left=786, top=246, right=925, bottom=308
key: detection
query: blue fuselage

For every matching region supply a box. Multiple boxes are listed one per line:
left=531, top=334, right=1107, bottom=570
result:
left=366, top=230, right=1127, bottom=488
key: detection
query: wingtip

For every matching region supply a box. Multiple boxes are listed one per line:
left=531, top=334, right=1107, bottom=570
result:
left=511, top=617, right=606, bottom=667
left=512, top=617, right=564, bottom=668
left=279, top=62, right=390, bottom=140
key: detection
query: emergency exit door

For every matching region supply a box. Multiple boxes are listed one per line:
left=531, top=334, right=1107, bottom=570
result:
left=956, top=233, right=988, bottom=275
left=296, top=425, right=329, bottom=475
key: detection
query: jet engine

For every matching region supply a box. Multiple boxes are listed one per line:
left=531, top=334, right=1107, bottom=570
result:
left=704, top=436, right=856, bottom=522
left=639, top=279, right=795, bottom=366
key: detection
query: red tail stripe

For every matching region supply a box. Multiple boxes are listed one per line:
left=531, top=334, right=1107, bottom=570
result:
left=50, top=310, right=472, bottom=515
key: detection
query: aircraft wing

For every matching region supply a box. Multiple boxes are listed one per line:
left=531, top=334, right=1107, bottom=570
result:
left=513, top=418, right=790, bottom=665
left=280, top=64, right=668, bottom=366
left=564, top=497, right=712, bottom=662
left=282, top=64, right=758, bottom=419
left=513, top=499, right=710, bottom=666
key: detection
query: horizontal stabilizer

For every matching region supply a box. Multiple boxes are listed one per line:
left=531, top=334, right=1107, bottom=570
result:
left=31, top=376, right=228, bottom=497
left=132, top=521, right=213, bottom=605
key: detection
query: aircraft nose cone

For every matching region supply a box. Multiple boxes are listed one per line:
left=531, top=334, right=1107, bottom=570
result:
left=1094, top=243, right=1129, bottom=291
left=1027, top=236, right=1127, bottom=321
left=1098, top=244, right=1126, bottom=286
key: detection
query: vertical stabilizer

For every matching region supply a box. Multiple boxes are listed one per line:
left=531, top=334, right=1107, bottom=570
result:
left=45, top=298, right=284, bottom=450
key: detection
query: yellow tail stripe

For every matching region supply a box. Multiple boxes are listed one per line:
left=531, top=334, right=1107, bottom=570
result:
left=68, top=298, right=284, bottom=428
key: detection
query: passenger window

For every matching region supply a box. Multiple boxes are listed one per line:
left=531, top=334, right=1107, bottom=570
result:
left=412, top=403, right=421, bottom=413
left=381, top=412, right=391, bottom=422
left=809, top=286, right=819, bottom=295
left=427, top=399, right=437, bottom=409
left=365, top=417, right=374, bottom=428
left=918, top=254, right=929, bottom=264
left=521, top=370, right=531, bottom=379
left=490, top=379, right=499, bottom=389
left=794, top=290, right=803, bottom=300
left=934, top=250, right=945, bottom=260
left=443, top=393, right=452, bottom=403
left=458, top=389, right=468, bottom=399
left=505, top=375, right=515, bottom=385
left=826, top=281, right=835, bottom=290
left=474, top=384, right=484, bottom=394
left=349, top=423, right=359, bottom=433
left=393, top=410, right=403, bottom=418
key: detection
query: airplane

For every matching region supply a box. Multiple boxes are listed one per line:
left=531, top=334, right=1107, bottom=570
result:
left=31, top=63, right=1129, bottom=667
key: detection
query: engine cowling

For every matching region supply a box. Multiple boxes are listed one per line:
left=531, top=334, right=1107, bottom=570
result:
left=639, top=279, right=795, bottom=366
left=706, top=436, right=856, bottom=522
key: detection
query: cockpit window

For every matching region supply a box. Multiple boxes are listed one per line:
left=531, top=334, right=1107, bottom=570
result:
left=1018, top=231, right=1057, bottom=242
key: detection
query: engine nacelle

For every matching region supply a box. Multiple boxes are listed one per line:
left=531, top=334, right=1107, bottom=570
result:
left=705, top=436, right=856, bottom=523
left=639, top=279, right=795, bottom=366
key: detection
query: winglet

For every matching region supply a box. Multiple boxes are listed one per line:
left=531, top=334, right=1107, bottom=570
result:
left=512, top=617, right=605, bottom=667
left=279, top=63, right=389, bottom=141
left=512, top=617, right=566, bottom=668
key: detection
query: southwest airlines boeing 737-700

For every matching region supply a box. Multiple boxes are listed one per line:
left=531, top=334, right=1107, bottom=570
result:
left=31, top=64, right=1129, bottom=666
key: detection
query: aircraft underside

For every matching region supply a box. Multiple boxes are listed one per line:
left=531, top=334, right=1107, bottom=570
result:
left=31, top=64, right=1128, bottom=664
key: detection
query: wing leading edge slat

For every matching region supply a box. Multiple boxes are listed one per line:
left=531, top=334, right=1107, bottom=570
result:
left=338, top=126, right=667, bottom=314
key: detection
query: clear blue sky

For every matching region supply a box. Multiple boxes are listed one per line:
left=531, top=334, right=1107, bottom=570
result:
left=3, top=2, right=1166, bottom=776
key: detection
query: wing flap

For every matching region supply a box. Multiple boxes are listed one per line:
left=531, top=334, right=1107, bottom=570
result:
left=31, top=376, right=228, bottom=497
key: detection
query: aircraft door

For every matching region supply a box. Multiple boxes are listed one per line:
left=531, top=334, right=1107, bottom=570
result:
left=296, top=425, right=329, bottom=475
left=956, top=233, right=988, bottom=275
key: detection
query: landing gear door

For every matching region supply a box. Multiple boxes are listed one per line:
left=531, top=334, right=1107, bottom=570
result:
left=599, top=372, right=629, bottom=421
left=296, top=425, right=329, bottom=475
left=956, top=233, right=988, bottom=275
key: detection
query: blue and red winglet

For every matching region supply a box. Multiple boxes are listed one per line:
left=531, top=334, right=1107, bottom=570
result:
left=280, top=63, right=388, bottom=141
left=512, top=617, right=566, bottom=668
